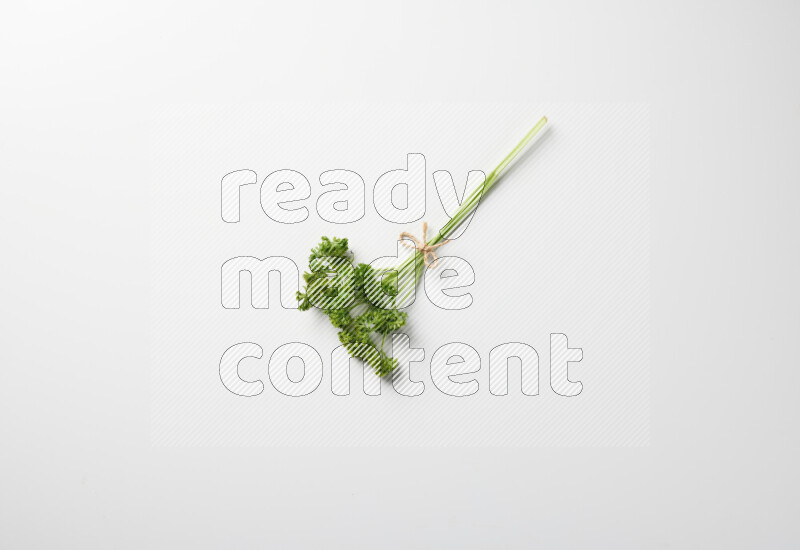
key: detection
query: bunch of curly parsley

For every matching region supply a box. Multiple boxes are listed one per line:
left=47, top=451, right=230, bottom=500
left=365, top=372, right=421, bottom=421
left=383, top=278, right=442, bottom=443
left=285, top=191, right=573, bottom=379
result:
left=297, top=116, right=548, bottom=378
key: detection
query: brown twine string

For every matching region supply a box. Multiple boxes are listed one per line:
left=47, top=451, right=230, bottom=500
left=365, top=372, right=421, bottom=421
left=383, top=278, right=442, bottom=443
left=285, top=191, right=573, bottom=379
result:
left=399, top=222, right=450, bottom=269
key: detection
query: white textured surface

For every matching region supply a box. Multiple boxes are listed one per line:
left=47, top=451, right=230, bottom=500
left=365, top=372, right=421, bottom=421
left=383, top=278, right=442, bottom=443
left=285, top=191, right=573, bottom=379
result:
left=2, top=0, right=799, bottom=547
left=151, top=103, right=649, bottom=446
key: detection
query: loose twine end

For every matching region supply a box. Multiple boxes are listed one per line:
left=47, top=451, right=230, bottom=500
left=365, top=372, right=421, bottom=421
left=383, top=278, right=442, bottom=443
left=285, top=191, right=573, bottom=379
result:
left=399, top=221, right=450, bottom=269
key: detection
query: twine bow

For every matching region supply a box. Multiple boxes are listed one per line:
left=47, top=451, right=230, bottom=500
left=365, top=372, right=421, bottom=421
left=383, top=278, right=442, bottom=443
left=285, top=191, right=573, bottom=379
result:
left=399, top=222, right=450, bottom=269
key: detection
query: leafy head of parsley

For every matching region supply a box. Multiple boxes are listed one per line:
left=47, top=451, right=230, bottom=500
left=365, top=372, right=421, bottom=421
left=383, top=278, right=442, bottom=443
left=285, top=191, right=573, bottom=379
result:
left=297, top=237, right=408, bottom=377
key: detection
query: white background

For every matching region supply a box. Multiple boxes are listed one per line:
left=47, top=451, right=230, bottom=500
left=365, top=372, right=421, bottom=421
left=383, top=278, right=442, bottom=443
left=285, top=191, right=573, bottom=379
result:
left=151, top=103, right=649, bottom=447
left=1, top=0, right=798, bottom=547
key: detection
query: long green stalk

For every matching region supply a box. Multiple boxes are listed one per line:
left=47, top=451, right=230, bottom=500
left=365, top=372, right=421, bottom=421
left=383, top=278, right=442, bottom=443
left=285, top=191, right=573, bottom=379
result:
left=391, top=116, right=548, bottom=303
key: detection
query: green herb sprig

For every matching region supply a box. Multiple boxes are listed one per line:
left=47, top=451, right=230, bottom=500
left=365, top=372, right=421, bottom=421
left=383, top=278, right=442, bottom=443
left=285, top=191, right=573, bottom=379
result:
left=297, top=116, right=548, bottom=377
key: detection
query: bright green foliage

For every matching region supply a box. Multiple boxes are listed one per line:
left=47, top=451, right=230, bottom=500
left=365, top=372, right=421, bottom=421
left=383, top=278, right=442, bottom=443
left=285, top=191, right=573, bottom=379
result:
left=297, top=237, right=408, bottom=377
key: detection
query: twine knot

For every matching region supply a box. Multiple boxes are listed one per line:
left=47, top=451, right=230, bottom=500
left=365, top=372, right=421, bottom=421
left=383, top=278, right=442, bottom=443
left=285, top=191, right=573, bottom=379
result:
left=399, top=222, right=450, bottom=269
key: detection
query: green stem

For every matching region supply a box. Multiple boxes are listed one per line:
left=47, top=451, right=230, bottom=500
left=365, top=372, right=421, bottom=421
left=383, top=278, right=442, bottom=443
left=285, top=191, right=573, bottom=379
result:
left=431, top=115, right=548, bottom=245
left=392, top=116, right=548, bottom=302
